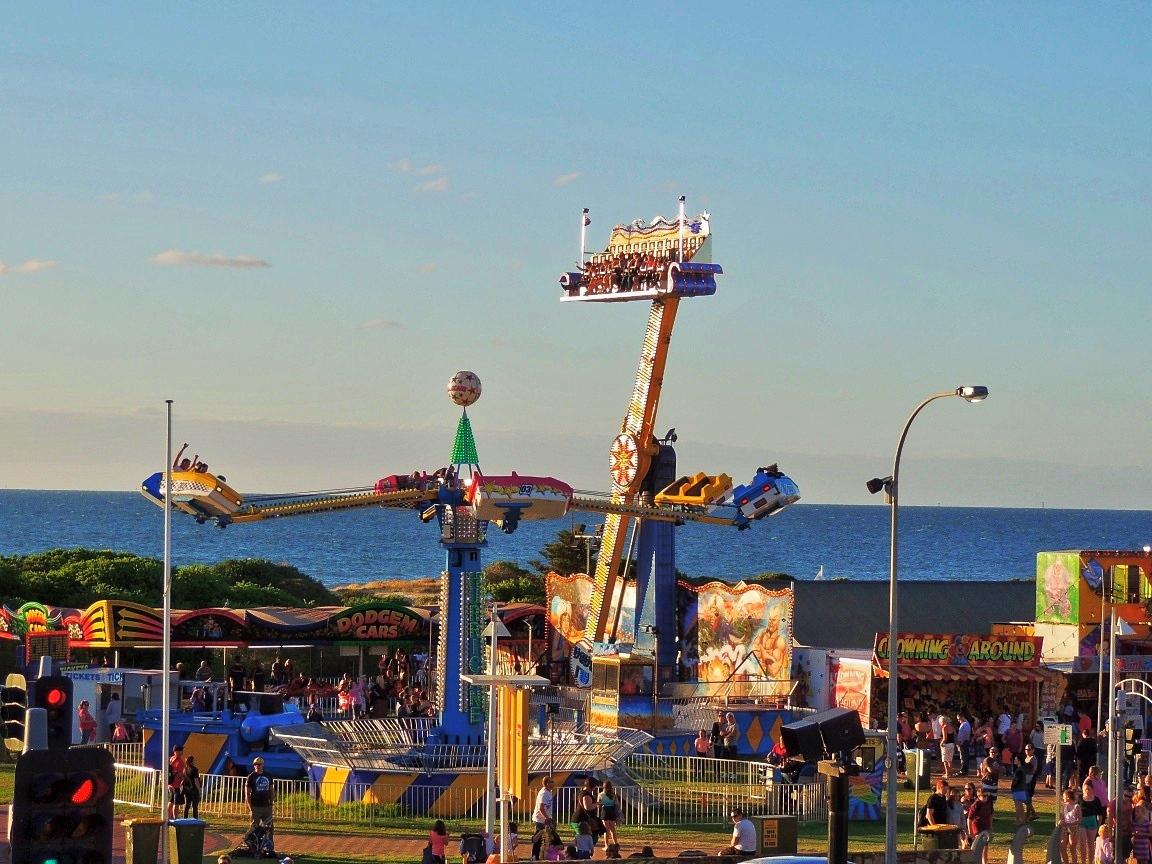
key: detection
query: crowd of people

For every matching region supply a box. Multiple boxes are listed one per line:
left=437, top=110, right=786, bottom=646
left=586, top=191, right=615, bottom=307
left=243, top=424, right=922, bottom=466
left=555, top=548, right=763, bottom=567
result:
left=888, top=697, right=1152, bottom=864
left=181, top=649, right=436, bottom=719
left=577, top=237, right=704, bottom=296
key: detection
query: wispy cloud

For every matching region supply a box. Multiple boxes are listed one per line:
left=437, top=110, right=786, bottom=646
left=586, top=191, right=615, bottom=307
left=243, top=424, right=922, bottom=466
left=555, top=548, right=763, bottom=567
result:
left=417, top=163, right=447, bottom=176
left=0, top=259, right=59, bottom=276
left=418, top=263, right=437, bottom=273
left=101, top=190, right=154, bottom=203
left=553, top=172, right=582, bottom=187
left=151, top=249, right=270, bottom=268
left=416, top=176, right=449, bottom=193
left=358, top=318, right=402, bottom=331
left=389, top=158, right=413, bottom=173
left=259, top=171, right=283, bottom=184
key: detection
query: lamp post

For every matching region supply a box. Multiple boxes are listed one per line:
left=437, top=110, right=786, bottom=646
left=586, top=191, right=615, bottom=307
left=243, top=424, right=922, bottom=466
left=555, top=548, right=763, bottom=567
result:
left=1108, top=615, right=1137, bottom=806
left=483, top=607, right=511, bottom=836
left=868, top=386, right=989, bottom=864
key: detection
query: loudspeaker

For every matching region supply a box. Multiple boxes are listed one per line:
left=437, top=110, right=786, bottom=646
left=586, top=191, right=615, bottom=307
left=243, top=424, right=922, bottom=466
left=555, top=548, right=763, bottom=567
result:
left=816, top=707, right=866, bottom=755
left=781, top=707, right=866, bottom=760
left=780, top=715, right=825, bottom=760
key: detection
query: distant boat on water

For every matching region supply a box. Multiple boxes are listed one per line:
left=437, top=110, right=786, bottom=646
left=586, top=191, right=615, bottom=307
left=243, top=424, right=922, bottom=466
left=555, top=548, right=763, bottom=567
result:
left=815, top=564, right=825, bottom=580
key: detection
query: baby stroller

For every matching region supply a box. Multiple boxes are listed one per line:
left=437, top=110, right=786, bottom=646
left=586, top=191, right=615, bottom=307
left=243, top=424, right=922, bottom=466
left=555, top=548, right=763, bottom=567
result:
left=239, top=814, right=278, bottom=858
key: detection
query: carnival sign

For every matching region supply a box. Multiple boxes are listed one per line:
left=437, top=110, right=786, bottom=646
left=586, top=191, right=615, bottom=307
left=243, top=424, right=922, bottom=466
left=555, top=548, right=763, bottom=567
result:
left=873, top=633, right=1043, bottom=667
left=332, top=604, right=424, bottom=641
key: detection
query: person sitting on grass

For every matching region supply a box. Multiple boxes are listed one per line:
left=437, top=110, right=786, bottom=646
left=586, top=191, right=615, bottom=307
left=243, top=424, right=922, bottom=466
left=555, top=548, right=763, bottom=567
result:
left=719, top=808, right=757, bottom=859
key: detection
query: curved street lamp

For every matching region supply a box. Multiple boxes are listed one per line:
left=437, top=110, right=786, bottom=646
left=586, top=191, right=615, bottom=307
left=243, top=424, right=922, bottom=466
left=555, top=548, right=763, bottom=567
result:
left=868, top=385, right=989, bottom=864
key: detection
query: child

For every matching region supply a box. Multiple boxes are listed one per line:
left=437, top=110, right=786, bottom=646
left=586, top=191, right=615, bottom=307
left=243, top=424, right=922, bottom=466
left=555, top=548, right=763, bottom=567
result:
left=547, top=836, right=567, bottom=861
left=1096, top=822, right=1115, bottom=864
left=572, top=823, right=595, bottom=860
left=429, top=820, right=449, bottom=864
left=1060, top=789, right=1082, bottom=864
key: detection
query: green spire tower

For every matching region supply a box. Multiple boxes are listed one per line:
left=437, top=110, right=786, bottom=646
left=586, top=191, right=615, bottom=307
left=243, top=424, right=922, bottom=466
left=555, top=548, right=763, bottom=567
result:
left=451, top=409, right=479, bottom=469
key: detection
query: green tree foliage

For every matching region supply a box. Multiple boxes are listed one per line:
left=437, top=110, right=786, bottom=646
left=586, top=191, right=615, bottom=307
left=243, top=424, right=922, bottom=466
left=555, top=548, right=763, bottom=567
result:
left=529, top=528, right=591, bottom=577
left=0, top=548, right=340, bottom=609
left=483, top=561, right=544, bottom=604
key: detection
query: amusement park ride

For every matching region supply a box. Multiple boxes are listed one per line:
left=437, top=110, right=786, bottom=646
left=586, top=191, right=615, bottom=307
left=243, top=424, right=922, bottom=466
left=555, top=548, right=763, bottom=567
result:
left=141, top=200, right=800, bottom=749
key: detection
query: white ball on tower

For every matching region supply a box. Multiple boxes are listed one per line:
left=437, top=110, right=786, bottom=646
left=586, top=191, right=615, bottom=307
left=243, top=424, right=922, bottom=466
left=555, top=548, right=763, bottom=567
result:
left=447, top=370, right=482, bottom=407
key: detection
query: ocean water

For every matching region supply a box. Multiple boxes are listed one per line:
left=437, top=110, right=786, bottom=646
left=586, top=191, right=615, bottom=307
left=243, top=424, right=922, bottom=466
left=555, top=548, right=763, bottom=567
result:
left=1, top=490, right=1150, bottom=587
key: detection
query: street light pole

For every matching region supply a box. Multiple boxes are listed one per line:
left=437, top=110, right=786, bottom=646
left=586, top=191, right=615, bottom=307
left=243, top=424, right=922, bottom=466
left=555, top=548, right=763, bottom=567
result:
left=870, top=386, right=989, bottom=864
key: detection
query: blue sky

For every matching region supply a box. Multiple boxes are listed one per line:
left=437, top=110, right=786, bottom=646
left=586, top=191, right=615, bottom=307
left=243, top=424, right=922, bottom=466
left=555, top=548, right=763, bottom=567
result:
left=1, top=3, right=1149, bottom=507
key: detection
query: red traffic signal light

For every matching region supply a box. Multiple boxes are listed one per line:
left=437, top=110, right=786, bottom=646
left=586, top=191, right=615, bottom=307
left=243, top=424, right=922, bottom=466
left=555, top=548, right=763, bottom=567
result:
left=11, top=748, right=114, bottom=864
left=32, top=676, right=73, bottom=751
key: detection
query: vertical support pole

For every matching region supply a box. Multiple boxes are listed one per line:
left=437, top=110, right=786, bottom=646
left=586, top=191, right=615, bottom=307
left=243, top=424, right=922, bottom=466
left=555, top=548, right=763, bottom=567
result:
left=162, top=400, right=173, bottom=859
left=677, top=196, right=686, bottom=261
left=580, top=208, right=589, bottom=266
left=1109, top=608, right=1118, bottom=805
left=825, top=763, right=849, bottom=864
left=485, top=603, right=499, bottom=836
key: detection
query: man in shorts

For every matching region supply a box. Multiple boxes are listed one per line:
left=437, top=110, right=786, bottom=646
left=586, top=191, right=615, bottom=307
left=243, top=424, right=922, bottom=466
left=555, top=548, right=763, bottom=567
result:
left=167, top=745, right=186, bottom=819
left=246, top=756, right=275, bottom=832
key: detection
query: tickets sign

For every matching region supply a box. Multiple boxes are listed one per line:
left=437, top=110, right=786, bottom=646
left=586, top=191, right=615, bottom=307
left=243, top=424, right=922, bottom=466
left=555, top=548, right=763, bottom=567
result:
left=873, top=633, right=1043, bottom=667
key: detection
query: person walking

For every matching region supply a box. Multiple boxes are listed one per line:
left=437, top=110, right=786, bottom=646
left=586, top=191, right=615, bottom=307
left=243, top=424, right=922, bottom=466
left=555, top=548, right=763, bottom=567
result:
left=597, top=779, right=619, bottom=853
left=182, top=755, right=202, bottom=819
left=245, top=756, right=274, bottom=836
left=1024, top=743, right=1042, bottom=821
left=77, top=700, right=97, bottom=745
left=104, top=693, right=122, bottom=741
left=531, top=777, right=555, bottom=861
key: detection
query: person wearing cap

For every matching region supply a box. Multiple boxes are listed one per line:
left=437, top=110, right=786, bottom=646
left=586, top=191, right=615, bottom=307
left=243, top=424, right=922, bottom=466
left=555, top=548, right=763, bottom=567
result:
left=719, top=808, right=757, bottom=858
left=246, top=756, right=275, bottom=832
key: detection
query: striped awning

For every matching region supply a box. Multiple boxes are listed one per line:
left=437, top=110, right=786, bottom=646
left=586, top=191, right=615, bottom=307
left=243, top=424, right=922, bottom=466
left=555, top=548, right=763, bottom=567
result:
left=874, top=665, right=1055, bottom=682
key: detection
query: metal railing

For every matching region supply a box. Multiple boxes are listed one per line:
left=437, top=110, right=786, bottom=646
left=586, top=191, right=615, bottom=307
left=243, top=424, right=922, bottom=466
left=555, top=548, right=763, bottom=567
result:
left=105, top=765, right=823, bottom=825
left=114, top=764, right=159, bottom=809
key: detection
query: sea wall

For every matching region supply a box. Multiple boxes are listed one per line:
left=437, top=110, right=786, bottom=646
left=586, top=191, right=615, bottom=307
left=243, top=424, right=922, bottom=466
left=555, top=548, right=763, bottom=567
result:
left=791, top=579, right=1035, bottom=650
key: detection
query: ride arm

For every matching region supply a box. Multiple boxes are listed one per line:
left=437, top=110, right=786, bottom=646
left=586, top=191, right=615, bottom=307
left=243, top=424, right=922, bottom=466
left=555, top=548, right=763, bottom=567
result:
left=227, top=488, right=433, bottom=523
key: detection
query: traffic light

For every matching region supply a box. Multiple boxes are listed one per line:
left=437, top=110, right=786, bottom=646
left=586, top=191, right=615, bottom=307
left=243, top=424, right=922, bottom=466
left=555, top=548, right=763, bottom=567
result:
left=3, top=673, right=28, bottom=753
left=32, top=676, right=73, bottom=751
left=10, top=746, right=115, bottom=864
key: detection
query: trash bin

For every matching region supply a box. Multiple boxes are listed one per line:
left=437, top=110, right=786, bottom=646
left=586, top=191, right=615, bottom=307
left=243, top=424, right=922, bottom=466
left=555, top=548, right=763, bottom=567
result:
left=754, top=815, right=798, bottom=855
left=123, top=818, right=163, bottom=864
left=920, top=824, right=961, bottom=851
left=168, top=818, right=207, bottom=864
left=903, top=748, right=931, bottom=789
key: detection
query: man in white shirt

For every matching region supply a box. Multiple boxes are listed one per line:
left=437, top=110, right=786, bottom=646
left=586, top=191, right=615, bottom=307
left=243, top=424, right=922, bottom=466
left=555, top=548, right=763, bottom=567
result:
left=996, top=708, right=1012, bottom=748
left=955, top=713, right=973, bottom=775
left=719, top=808, right=757, bottom=858
left=530, top=776, right=555, bottom=860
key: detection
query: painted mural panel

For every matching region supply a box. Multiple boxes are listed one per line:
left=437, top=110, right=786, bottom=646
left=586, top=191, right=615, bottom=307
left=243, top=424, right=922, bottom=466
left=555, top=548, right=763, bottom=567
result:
left=1036, top=551, right=1080, bottom=625
left=680, top=580, right=793, bottom=690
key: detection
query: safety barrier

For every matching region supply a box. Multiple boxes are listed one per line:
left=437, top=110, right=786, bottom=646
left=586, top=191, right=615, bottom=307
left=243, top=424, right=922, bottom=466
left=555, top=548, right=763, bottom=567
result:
left=104, top=767, right=821, bottom=826
left=114, top=764, right=159, bottom=809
